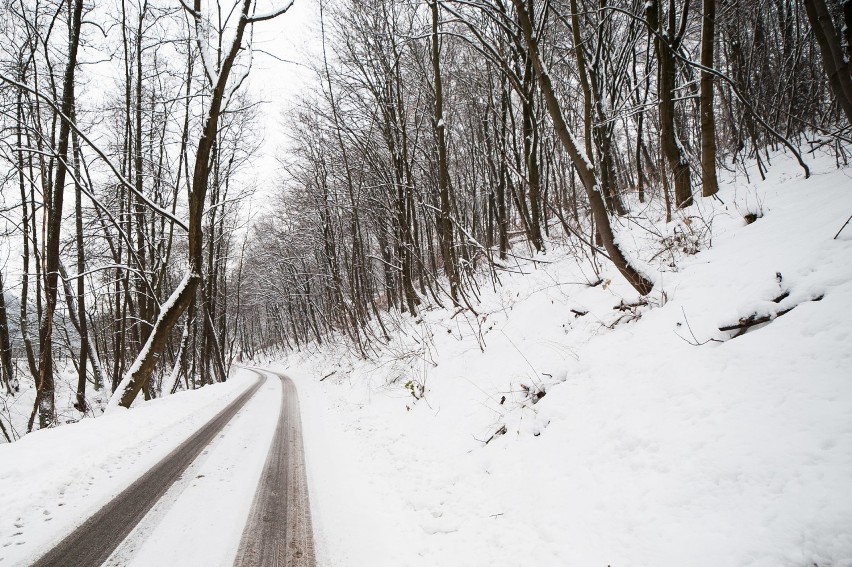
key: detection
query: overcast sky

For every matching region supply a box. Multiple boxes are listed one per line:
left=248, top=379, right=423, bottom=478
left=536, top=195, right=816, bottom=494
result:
left=0, top=1, right=320, bottom=276
left=245, top=0, right=319, bottom=199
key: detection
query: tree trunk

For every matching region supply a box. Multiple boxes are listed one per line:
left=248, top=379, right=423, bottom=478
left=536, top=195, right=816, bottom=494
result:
left=521, top=52, right=545, bottom=250
left=35, top=0, right=85, bottom=428
left=511, top=0, right=654, bottom=295
left=72, top=132, right=89, bottom=410
left=803, top=0, right=852, bottom=126
left=570, top=0, right=595, bottom=163
left=647, top=0, right=693, bottom=209
left=16, top=90, right=39, bottom=385
left=700, top=0, right=720, bottom=197
left=431, top=0, right=461, bottom=302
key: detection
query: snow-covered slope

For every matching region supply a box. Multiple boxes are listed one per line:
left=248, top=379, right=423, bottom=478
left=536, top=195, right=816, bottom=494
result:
left=0, top=151, right=848, bottom=567
left=283, top=151, right=852, bottom=567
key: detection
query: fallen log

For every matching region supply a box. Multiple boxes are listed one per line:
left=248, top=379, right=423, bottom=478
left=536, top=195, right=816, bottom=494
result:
left=718, top=294, right=823, bottom=336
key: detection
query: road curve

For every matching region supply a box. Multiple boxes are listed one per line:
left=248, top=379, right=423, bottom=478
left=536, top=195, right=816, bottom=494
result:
left=234, top=368, right=316, bottom=567
left=30, top=373, right=266, bottom=567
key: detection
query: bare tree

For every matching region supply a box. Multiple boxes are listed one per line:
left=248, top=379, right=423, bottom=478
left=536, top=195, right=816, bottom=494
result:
left=804, top=0, right=852, bottom=126
left=700, top=0, right=719, bottom=197
left=646, top=0, right=693, bottom=209
left=510, top=0, right=654, bottom=294
left=111, top=0, right=294, bottom=409
left=34, top=0, right=84, bottom=428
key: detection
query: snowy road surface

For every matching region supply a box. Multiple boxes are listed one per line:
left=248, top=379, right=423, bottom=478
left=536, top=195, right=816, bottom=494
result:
left=24, top=368, right=315, bottom=567
left=235, top=370, right=315, bottom=567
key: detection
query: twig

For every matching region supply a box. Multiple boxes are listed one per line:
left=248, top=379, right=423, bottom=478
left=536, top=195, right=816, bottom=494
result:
left=500, top=330, right=540, bottom=385
left=484, top=424, right=507, bottom=445
left=834, top=212, right=852, bottom=239
left=675, top=307, right=723, bottom=346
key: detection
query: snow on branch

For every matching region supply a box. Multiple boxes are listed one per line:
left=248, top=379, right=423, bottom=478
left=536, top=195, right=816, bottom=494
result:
left=0, top=72, right=190, bottom=231
left=106, top=271, right=195, bottom=412
left=247, top=0, right=295, bottom=23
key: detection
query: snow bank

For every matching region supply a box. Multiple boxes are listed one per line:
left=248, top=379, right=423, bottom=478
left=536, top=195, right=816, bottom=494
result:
left=284, top=150, right=852, bottom=567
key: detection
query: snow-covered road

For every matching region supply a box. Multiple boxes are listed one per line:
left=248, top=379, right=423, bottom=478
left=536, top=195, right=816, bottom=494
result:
left=235, top=370, right=315, bottom=567
left=2, top=368, right=315, bottom=567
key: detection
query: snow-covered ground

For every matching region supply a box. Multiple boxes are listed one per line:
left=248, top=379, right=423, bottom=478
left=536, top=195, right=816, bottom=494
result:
left=276, top=151, right=852, bottom=567
left=0, top=151, right=849, bottom=567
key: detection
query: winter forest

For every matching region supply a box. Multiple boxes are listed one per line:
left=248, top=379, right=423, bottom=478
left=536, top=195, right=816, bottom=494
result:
left=0, top=0, right=851, bottom=565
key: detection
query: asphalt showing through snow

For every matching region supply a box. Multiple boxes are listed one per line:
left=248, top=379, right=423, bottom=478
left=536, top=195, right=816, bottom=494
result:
left=234, top=369, right=316, bottom=567
left=29, top=368, right=316, bottom=567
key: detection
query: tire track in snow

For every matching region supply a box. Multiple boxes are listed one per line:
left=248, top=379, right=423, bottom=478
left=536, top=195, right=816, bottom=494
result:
left=29, top=372, right=265, bottom=567
left=234, top=368, right=316, bottom=567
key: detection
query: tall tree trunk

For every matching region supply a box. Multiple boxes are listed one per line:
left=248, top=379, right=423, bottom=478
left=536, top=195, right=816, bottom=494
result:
left=521, top=52, right=545, bottom=250
left=647, top=0, right=693, bottom=209
left=803, top=0, right=852, bottom=126
left=72, top=131, right=90, bottom=410
left=569, top=0, right=595, bottom=163
left=16, top=90, right=39, bottom=384
left=134, top=2, right=152, bottom=348
left=700, top=0, right=720, bottom=197
left=511, top=0, right=654, bottom=295
left=497, top=74, right=510, bottom=259
left=35, top=0, right=85, bottom=428
left=431, top=0, right=460, bottom=303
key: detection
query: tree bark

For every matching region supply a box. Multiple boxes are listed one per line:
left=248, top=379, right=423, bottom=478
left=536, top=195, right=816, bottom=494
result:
left=700, top=0, right=719, bottom=197
left=803, top=0, right=852, bottom=126
left=431, top=0, right=461, bottom=302
left=647, top=0, right=693, bottom=209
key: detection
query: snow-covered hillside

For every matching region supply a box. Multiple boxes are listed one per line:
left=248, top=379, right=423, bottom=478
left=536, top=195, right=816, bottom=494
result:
left=0, top=151, right=849, bottom=567
left=279, top=151, right=852, bottom=567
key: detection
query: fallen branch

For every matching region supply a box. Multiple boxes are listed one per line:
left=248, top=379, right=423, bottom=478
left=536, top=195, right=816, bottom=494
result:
left=719, top=294, right=824, bottom=337
left=614, top=298, right=649, bottom=311
left=835, top=212, right=852, bottom=239
left=484, top=424, right=507, bottom=445
left=719, top=313, right=774, bottom=332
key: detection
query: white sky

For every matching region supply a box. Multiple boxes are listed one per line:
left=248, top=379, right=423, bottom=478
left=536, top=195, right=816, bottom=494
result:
left=0, top=1, right=320, bottom=278
left=244, top=0, right=320, bottom=201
